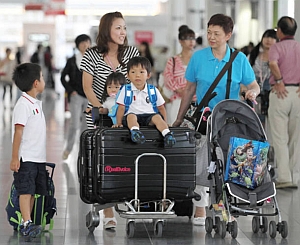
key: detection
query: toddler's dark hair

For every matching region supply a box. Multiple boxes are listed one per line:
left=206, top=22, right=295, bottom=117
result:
left=102, top=72, right=126, bottom=102
left=127, top=56, right=152, bottom=74
left=12, top=63, right=41, bottom=92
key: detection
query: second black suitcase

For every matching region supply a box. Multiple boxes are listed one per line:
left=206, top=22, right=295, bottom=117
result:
left=93, top=127, right=198, bottom=204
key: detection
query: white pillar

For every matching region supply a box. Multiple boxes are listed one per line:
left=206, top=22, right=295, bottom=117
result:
left=169, top=0, right=186, bottom=54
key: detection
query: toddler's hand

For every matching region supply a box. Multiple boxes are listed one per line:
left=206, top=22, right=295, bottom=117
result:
left=112, top=124, right=123, bottom=128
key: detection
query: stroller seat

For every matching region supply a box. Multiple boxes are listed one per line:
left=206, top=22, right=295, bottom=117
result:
left=225, top=182, right=276, bottom=207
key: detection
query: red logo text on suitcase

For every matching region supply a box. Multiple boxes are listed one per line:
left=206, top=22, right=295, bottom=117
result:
left=104, top=166, right=131, bottom=173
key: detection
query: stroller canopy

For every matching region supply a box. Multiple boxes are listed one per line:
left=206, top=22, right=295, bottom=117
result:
left=209, top=99, right=267, bottom=151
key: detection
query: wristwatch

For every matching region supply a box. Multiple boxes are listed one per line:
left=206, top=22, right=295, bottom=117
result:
left=275, top=78, right=283, bottom=84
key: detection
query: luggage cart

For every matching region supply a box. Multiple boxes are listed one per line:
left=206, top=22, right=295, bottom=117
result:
left=115, top=152, right=177, bottom=238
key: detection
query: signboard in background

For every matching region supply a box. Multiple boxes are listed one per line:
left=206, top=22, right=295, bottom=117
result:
left=44, top=0, right=65, bottom=15
left=134, top=31, right=153, bottom=44
left=25, top=0, right=65, bottom=15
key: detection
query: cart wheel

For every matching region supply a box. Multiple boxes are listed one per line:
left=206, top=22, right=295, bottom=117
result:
left=126, top=221, right=135, bottom=238
left=261, top=217, right=268, bottom=233
left=205, top=217, right=213, bottom=233
left=280, top=221, right=288, bottom=239
left=214, top=216, right=221, bottom=234
left=269, top=220, right=277, bottom=238
left=154, top=221, right=163, bottom=238
left=231, top=221, right=238, bottom=239
left=220, top=221, right=227, bottom=239
left=86, top=211, right=100, bottom=233
left=252, top=217, right=259, bottom=233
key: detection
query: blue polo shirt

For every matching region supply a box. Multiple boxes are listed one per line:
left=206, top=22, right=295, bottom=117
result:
left=185, top=45, right=255, bottom=110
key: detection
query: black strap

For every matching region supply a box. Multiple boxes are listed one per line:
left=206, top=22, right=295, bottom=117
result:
left=192, top=49, right=239, bottom=119
left=225, top=49, right=233, bottom=99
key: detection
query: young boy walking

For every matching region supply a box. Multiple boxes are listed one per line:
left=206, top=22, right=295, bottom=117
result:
left=115, top=56, right=176, bottom=147
left=10, top=63, right=47, bottom=238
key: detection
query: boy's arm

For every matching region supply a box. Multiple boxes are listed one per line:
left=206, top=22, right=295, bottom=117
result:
left=10, top=124, right=24, bottom=172
left=115, top=104, right=125, bottom=127
left=157, top=105, right=168, bottom=123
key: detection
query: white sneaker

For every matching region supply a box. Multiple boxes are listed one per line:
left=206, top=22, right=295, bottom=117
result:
left=193, top=217, right=205, bottom=226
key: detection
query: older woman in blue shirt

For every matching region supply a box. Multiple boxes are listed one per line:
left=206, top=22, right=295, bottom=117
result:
left=173, top=13, right=260, bottom=226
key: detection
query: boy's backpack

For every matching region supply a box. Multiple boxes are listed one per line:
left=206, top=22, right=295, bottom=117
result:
left=108, top=83, right=158, bottom=121
left=5, top=163, right=57, bottom=231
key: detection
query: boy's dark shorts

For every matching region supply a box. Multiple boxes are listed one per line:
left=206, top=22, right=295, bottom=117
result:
left=122, top=113, right=163, bottom=127
left=13, top=160, right=47, bottom=196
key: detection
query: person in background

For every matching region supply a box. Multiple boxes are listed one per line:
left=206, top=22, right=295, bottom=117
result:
left=44, top=46, right=55, bottom=90
left=195, top=36, right=204, bottom=51
left=16, top=47, right=23, bottom=65
left=248, top=29, right=277, bottom=126
left=0, top=48, right=15, bottom=105
left=268, top=16, right=300, bottom=189
left=163, top=25, right=196, bottom=124
left=80, top=11, right=139, bottom=230
left=10, top=63, right=46, bottom=238
left=241, top=41, right=254, bottom=56
left=139, top=41, right=156, bottom=86
left=61, top=34, right=91, bottom=160
left=154, top=46, right=169, bottom=84
left=173, top=13, right=260, bottom=226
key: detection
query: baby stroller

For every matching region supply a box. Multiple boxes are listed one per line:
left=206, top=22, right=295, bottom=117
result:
left=203, top=99, right=287, bottom=239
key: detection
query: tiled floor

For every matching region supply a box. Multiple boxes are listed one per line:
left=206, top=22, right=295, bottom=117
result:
left=1, top=85, right=300, bottom=245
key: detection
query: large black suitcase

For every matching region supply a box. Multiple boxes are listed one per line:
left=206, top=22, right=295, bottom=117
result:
left=92, top=127, right=198, bottom=204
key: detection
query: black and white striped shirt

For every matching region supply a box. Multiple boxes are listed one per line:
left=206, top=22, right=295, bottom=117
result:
left=80, top=46, right=139, bottom=128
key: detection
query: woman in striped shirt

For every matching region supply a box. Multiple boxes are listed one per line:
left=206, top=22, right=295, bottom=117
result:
left=80, top=11, right=139, bottom=230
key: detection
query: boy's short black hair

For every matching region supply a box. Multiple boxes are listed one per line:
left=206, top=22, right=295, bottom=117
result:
left=12, top=63, right=41, bottom=92
left=75, top=34, right=91, bottom=48
left=127, top=56, right=152, bottom=74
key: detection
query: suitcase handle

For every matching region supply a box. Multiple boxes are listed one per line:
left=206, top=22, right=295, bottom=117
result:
left=134, top=153, right=167, bottom=202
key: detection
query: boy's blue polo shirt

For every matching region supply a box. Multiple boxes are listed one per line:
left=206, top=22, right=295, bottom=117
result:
left=185, top=45, right=255, bottom=110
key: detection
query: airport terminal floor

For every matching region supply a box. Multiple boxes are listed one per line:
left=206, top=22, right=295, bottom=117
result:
left=1, top=82, right=300, bottom=245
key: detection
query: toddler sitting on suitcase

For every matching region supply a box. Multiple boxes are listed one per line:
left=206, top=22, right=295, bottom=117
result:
left=100, top=71, right=126, bottom=124
left=113, top=56, right=176, bottom=147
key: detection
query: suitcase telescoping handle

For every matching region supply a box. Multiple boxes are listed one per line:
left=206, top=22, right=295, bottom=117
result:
left=134, top=153, right=167, bottom=201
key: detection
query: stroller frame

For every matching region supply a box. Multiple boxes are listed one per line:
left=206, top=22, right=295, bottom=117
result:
left=202, top=100, right=288, bottom=239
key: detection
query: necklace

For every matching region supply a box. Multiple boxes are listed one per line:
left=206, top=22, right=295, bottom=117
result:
left=105, top=55, right=116, bottom=72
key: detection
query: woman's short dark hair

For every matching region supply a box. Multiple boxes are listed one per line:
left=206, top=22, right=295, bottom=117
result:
left=207, top=14, right=234, bottom=34
left=178, top=25, right=195, bottom=40
left=93, top=11, right=128, bottom=67
left=127, top=56, right=152, bottom=74
left=277, top=16, right=297, bottom=36
left=12, top=63, right=41, bottom=92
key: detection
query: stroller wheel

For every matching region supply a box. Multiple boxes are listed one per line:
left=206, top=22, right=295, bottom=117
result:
left=219, top=221, right=227, bottom=239
left=252, top=217, right=259, bottom=233
left=230, top=221, right=238, bottom=239
left=280, top=221, right=288, bottom=238
left=205, top=217, right=213, bottom=233
left=269, top=220, right=277, bottom=238
left=261, top=217, right=268, bottom=233
left=214, top=216, right=221, bottom=234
